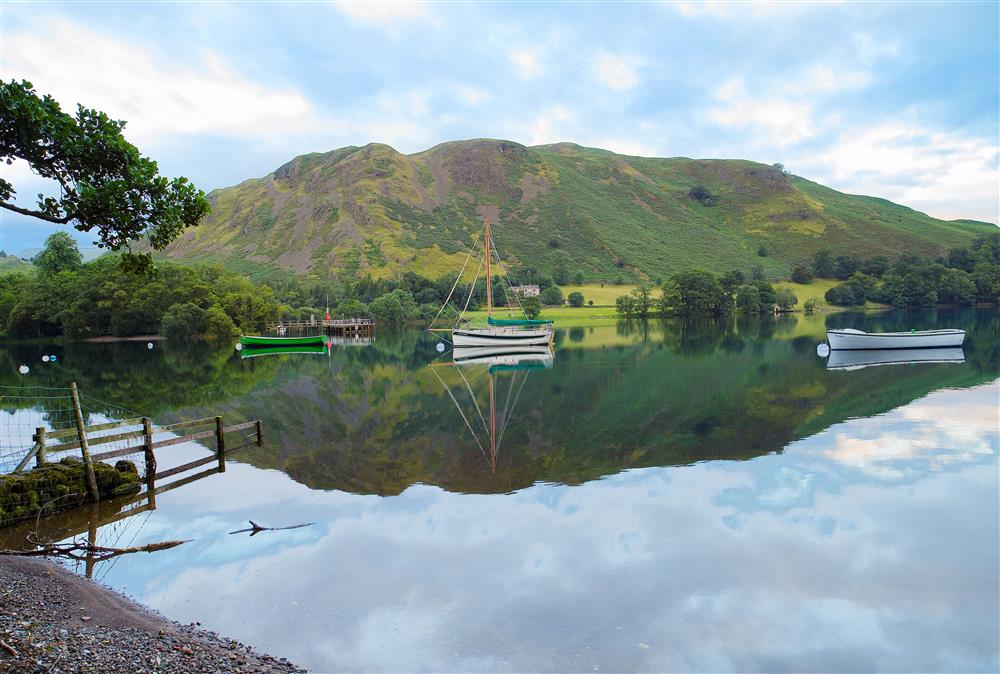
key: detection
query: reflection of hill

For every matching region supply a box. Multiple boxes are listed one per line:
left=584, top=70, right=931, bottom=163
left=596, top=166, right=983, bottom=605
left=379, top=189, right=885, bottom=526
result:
left=168, top=311, right=997, bottom=496
left=3, top=310, right=996, bottom=496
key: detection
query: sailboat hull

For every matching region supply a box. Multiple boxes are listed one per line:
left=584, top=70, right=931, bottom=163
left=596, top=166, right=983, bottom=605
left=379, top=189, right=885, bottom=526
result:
left=453, top=328, right=552, bottom=347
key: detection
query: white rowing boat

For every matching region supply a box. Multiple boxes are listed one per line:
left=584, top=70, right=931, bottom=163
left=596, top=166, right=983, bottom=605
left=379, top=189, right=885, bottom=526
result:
left=826, top=328, right=965, bottom=350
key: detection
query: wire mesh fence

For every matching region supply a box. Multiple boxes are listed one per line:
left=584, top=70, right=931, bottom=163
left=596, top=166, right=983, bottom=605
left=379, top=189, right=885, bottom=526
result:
left=0, top=384, right=146, bottom=474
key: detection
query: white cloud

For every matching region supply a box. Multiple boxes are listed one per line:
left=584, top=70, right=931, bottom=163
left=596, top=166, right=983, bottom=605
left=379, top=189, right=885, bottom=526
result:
left=508, top=48, right=544, bottom=79
left=807, top=123, right=999, bottom=223
left=669, top=1, right=730, bottom=18
left=595, top=53, right=640, bottom=91
left=5, top=19, right=328, bottom=145
left=523, top=106, right=575, bottom=146
left=454, top=85, right=490, bottom=106
left=709, top=77, right=814, bottom=145
left=801, top=65, right=871, bottom=94
left=331, top=1, right=429, bottom=27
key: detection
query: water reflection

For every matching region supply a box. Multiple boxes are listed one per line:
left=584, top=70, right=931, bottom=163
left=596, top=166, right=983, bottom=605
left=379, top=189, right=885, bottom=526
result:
left=1, top=309, right=997, bottom=671
left=827, top=347, right=966, bottom=370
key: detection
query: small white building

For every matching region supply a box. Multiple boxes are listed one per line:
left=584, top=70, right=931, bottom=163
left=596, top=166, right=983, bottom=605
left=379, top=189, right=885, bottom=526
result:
left=511, top=284, right=541, bottom=297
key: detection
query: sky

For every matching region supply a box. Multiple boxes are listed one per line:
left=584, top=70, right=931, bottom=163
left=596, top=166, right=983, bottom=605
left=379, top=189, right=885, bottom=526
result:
left=1, top=0, right=997, bottom=254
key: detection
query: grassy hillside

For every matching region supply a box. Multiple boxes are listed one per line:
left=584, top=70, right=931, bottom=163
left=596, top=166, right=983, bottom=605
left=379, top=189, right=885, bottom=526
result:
left=0, top=254, right=31, bottom=273
left=160, top=139, right=995, bottom=282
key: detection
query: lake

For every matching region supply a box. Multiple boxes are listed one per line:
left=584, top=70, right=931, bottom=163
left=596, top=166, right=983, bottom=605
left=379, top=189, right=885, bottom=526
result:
left=2, top=308, right=998, bottom=672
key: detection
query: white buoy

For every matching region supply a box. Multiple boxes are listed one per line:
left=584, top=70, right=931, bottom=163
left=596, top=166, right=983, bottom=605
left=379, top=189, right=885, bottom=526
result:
left=235, top=342, right=243, bottom=351
left=816, top=343, right=831, bottom=357
left=436, top=342, right=445, bottom=353
left=18, top=365, right=29, bottom=375
left=41, top=355, right=50, bottom=363
left=147, top=342, right=154, bottom=350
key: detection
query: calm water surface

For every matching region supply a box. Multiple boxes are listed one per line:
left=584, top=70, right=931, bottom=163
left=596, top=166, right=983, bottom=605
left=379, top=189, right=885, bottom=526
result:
left=2, top=309, right=998, bottom=672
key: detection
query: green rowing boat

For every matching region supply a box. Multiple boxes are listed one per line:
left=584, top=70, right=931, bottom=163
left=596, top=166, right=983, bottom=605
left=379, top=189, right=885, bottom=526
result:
left=240, top=334, right=325, bottom=347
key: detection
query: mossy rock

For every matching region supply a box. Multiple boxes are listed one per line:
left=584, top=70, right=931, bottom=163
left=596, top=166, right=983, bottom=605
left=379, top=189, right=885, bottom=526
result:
left=0, top=459, right=142, bottom=529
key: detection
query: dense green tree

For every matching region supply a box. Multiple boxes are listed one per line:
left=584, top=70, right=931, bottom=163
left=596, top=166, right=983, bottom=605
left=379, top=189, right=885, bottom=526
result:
left=521, top=296, right=542, bottom=318
left=750, top=265, right=766, bottom=281
left=663, top=271, right=731, bottom=315
left=540, top=285, right=564, bottom=305
left=735, top=284, right=762, bottom=312
left=833, top=254, right=862, bottom=280
left=861, top=256, right=890, bottom=278
left=752, top=280, right=777, bottom=308
left=720, top=269, right=745, bottom=291
left=615, top=294, right=637, bottom=316
left=0, top=80, right=210, bottom=270
left=34, top=231, right=82, bottom=274
left=790, top=264, right=813, bottom=284
left=160, top=303, right=208, bottom=340
left=553, top=261, right=570, bottom=285
left=574, top=272, right=584, bottom=285
left=775, top=288, right=798, bottom=311
left=629, top=285, right=653, bottom=317
left=567, top=291, right=585, bottom=307
left=824, top=284, right=861, bottom=306
left=369, top=289, right=419, bottom=325
left=812, top=248, right=835, bottom=278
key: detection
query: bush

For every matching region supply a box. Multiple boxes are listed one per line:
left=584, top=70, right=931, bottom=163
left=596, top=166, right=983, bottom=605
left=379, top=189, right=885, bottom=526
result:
left=688, top=186, right=717, bottom=206
left=790, top=264, right=813, bottom=284
left=204, top=305, right=239, bottom=341
left=803, top=298, right=816, bottom=313
left=567, top=292, right=584, bottom=307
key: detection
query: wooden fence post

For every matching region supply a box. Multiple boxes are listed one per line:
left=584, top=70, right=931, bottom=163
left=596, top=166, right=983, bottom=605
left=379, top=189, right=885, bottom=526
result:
left=142, top=417, right=156, bottom=508
left=215, top=416, right=226, bottom=472
left=33, top=427, right=46, bottom=467
left=69, top=382, right=99, bottom=502
left=255, top=419, right=263, bottom=447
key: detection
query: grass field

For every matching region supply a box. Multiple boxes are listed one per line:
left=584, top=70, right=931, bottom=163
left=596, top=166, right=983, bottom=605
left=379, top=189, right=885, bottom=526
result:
left=556, top=284, right=642, bottom=306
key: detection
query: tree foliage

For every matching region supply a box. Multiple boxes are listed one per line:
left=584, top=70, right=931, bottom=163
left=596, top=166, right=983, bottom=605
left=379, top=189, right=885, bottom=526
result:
left=0, top=80, right=210, bottom=270
left=33, top=231, right=82, bottom=275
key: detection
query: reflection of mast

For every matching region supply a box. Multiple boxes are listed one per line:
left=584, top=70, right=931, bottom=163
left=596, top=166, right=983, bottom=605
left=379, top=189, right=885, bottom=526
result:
left=430, top=345, right=553, bottom=474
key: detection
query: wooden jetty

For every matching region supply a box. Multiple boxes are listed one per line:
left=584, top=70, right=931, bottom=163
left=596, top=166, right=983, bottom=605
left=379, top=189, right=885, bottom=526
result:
left=266, top=317, right=374, bottom=340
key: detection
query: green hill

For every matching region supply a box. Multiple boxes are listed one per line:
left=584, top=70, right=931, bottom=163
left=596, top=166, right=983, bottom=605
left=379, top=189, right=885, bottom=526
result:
left=160, top=139, right=995, bottom=281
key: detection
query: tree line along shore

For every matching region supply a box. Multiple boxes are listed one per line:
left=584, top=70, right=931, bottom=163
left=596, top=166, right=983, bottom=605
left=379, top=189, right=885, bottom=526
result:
left=1, top=231, right=997, bottom=342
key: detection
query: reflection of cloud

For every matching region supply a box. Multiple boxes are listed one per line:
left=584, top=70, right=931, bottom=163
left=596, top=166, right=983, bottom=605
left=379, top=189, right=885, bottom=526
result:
left=820, top=384, right=999, bottom=480
left=91, top=383, right=998, bottom=672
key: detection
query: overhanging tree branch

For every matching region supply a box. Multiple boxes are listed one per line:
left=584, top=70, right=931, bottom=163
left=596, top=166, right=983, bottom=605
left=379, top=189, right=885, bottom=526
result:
left=0, top=201, right=74, bottom=223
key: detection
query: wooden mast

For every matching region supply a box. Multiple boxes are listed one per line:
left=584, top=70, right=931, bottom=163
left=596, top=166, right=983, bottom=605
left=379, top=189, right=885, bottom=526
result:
left=485, top=217, right=492, bottom=316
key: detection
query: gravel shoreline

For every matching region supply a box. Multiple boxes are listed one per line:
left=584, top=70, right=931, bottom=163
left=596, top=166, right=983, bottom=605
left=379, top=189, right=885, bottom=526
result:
left=0, top=557, right=305, bottom=673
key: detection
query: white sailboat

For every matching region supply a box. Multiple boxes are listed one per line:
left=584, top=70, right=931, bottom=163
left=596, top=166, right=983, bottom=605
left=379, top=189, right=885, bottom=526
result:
left=432, top=217, right=554, bottom=348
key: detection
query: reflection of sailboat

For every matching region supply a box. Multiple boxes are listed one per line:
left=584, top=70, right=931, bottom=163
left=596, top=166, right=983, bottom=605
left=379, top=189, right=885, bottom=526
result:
left=431, top=345, right=554, bottom=473
left=827, top=347, right=966, bottom=371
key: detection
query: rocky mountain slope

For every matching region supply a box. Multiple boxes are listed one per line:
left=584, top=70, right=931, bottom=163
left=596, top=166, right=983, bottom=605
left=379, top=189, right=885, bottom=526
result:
left=160, top=139, right=994, bottom=281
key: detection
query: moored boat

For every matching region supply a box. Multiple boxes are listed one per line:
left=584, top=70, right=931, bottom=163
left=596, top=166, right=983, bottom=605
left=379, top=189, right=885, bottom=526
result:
left=826, top=328, right=965, bottom=350
left=431, top=216, right=554, bottom=348
left=240, top=334, right=326, bottom=348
